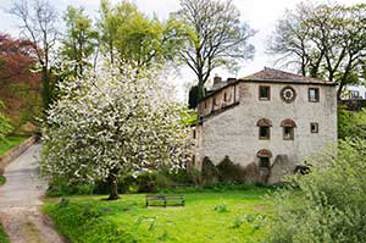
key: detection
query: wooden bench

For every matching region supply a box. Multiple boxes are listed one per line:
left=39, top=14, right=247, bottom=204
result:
left=145, top=194, right=185, bottom=207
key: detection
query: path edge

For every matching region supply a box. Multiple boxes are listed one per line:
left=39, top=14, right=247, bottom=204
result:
left=0, top=135, right=39, bottom=172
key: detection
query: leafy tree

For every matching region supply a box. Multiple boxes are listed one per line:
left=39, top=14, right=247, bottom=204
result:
left=174, top=0, right=255, bottom=101
left=9, top=0, right=59, bottom=113
left=269, top=2, right=366, bottom=100
left=0, top=100, right=12, bottom=141
left=61, top=6, right=98, bottom=79
left=98, top=0, right=185, bottom=71
left=0, top=34, right=37, bottom=87
left=41, top=66, right=192, bottom=200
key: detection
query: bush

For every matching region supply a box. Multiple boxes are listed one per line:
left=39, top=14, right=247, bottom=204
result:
left=266, top=139, right=366, bottom=242
left=338, top=107, right=366, bottom=139
left=216, top=156, right=246, bottom=183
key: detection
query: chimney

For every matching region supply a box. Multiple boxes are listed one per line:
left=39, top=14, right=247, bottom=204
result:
left=213, top=75, right=222, bottom=85
left=212, top=75, right=223, bottom=90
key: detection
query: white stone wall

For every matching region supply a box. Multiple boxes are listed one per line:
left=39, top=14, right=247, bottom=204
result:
left=196, top=81, right=337, bottom=172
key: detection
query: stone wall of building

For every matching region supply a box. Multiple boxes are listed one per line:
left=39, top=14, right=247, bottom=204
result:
left=195, top=81, right=337, bottom=183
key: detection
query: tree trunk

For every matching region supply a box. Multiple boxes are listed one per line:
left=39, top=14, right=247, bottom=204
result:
left=197, top=81, right=206, bottom=101
left=41, top=67, right=51, bottom=116
left=107, top=174, right=120, bottom=200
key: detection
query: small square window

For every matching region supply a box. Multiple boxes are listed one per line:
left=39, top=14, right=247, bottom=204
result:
left=308, top=88, right=320, bottom=102
left=259, top=86, right=270, bottom=100
left=283, top=127, right=294, bottom=140
left=259, top=127, right=270, bottom=140
left=311, top=123, right=319, bottom=133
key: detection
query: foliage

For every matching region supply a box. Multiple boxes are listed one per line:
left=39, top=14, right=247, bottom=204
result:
left=0, top=34, right=37, bottom=87
left=0, top=135, right=28, bottom=156
left=338, top=107, right=366, bottom=139
left=44, top=189, right=272, bottom=243
left=216, top=156, right=246, bottom=183
left=10, top=0, right=59, bottom=112
left=0, top=176, right=6, bottom=186
left=61, top=6, right=98, bottom=79
left=266, top=139, right=366, bottom=242
left=269, top=2, right=366, bottom=99
left=41, top=66, right=192, bottom=200
left=0, top=223, right=9, bottom=243
left=98, top=0, right=186, bottom=70
left=0, top=101, right=12, bottom=141
left=174, top=0, right=255, bottom=99
left=0, top=34, right=41, bottom=131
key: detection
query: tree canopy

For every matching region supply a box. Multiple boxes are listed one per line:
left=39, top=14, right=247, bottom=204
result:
left=61, top=6, right=98, bottom=79
left=41, top=66, right=192, bottom=200
left=174, top=0, right=255, bottom=101
left=269, top=2, right=366, bottom=100
left=98, top=0, right=185, bottom=71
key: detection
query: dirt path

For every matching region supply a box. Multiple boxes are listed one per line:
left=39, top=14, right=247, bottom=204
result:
left=0, top=144, right=65, bottom=243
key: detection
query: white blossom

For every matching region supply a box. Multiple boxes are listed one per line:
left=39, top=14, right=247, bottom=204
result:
left=41, top=65, right=193, bottom=185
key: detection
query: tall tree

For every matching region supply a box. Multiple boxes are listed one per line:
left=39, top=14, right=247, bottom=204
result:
left=61, top=6, right=98, bottom=79
left=269, top=3, right=366, bottom=100
left=9, top=0, right=59, bottom=113
left=97, top=0, right=185, bottom=71
left=41, top=66, right=192, bottom=200
left=174, top=0, right=255, bottom=101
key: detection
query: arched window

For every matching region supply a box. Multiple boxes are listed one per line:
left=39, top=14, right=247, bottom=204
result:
left=257, top=118, right=272, bottom=140
left=281, top=119, right=296, bottom=140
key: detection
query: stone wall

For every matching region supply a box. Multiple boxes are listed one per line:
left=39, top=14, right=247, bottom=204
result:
left=0, top=135, right=39, bottom=173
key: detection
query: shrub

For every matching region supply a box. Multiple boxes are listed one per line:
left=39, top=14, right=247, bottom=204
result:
left=266, top=139, right=366, bottom=242
left=201, top=156, right=219, bottom=185
left=338, top=107, right=366, bottom=139
left=216, top=156, right=246, bottom=183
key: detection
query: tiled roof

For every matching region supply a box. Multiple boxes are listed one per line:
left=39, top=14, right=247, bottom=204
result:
left=241, top=67, right=333, bottom=85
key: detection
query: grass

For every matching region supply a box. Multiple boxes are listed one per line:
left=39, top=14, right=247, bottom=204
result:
left=44, top=188, right=273, bottom=243
left=0, top=135, right=29, bottom=157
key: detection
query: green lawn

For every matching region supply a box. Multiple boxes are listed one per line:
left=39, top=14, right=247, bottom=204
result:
left=0, top=135, right=29, bottom=157
left=44, top=188, right=273, bottom=243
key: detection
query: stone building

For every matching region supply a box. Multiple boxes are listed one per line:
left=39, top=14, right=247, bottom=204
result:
left=194, top=68, right=337, bottom=184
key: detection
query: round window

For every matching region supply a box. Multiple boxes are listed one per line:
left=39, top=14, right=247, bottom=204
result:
left=280, top=86, right=296, bottom=103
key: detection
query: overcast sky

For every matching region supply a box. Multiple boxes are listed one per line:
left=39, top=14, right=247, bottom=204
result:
left=0, top=0, right=362, bottom=101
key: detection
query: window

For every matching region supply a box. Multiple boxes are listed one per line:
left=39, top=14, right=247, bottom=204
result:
left=223, top=92, right=227, bottom=102
left=204, top=101, right=207, bottom=109
left=281, top=119, right=296, bottom=140
left=283, top=127, right=294, bottom=140
left=311, top=123, right=319, bottom=133
left=308, top=88, right=320, bottom=102
left=193, top=129, right=196, bottom=139
left=259, top=127, right=270, bottom=140
left=259, top=86, right=270, bottom=100
left=257, top=118, right=272, bottom=140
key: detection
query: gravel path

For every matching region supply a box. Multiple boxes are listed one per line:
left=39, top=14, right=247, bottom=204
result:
left=0, top=144, right=65, bottom=243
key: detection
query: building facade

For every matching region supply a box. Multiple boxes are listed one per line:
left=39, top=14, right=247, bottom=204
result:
left=194, top=68, right=338, bottom=184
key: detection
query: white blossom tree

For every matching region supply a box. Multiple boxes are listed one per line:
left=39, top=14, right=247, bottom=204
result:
left=41, top=66, right=192, bottom=200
